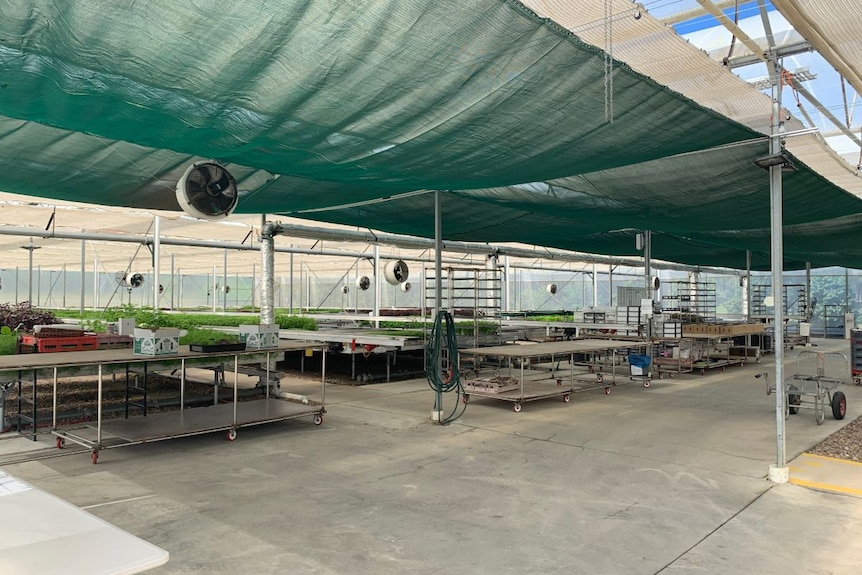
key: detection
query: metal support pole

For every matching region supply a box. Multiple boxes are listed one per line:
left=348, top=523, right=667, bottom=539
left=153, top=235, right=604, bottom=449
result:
left=644, top=230, right=652, bottom=297
left=373, top=245, right=381, bottom=328
left=289, top=251, right=294, bottom=314
left=805, top=262, right=812, bottom=320
left=212, top=266, right=217, bottom=312
left=354, top=258, right=360, bottom=314
left=153, top=216, right=161, bottom=310
left=80, top=235, right=86, bottom=313
left=504, top=255, right=511, bottom=312
left=261, top=222, right=275, bottom=325
left=251, top=263, right=256, bottom=312
left=62, top=265, right=66, bottom=308
left=305, top=262, right=311, bottom=311
left=223, top=249, right=228, bottom=311
left=93, top=259, right=99, bottom=309
left=744, top=250, right=752, bottom=319
left=21, top=237, right=37, bottom=303
left=768, top=69, right=788, bottom=483
left=433, top=190, right=443, bottom=422
left=609, top=266, right=614, bottom=306
left=592, top=264, right=598, bottom=307
left=170, top=253, right=175, bottom=311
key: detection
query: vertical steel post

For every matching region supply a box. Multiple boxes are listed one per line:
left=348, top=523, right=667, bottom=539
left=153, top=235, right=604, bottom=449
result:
left=80, top=235, right=86, bottom=313
left=434, top=190, right=443, bottom=422
left=260, top=222, right=275, bottom=325
left=609, top=266, right=614, bottom=306
left=93, top=259, right=99, bottom=308
left=744, top=250, right=752, bottom=319
left=153, top=216, right=161, bottom=310
left=592, top=264, right=598, bottom=307
left=768, top=70, right=788, bottom=482
left=27, top=238, right=34, bottom=303
left=289, top=250, right=294, bottom=314
left=504, top=255, right=511, bottom=312
left=373, top=245, right=381, bottom=328
left=170, top=253, right=175, bottom=311
left=223, top=249, right=228, bottom=311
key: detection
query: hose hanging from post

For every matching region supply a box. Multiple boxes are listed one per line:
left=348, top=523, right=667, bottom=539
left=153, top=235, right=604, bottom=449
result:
left=425, top=310, right=466, bottom=424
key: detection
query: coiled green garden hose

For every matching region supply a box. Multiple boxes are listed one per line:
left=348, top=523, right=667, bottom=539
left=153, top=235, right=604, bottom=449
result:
left=425, top=310, right=466, bottom=424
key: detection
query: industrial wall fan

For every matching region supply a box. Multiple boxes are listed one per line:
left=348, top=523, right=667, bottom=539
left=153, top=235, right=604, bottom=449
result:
left=356, top=276, right=371, bottom=291
left=176, top=161, right=238, bottom=220
left=384, top=260, right=409, bottom=285
left=115, top=272, right=145, bottom=288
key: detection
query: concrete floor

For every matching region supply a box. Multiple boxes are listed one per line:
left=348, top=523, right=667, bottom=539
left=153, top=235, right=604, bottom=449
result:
left=4, top=338, right=862, bottom=574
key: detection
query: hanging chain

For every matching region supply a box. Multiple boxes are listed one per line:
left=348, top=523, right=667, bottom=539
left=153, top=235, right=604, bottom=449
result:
left=604, top=0, right=614, bottom=123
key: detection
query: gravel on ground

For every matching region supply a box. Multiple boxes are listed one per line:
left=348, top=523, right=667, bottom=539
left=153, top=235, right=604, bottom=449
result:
left=809, top=415, right=862, bottom=462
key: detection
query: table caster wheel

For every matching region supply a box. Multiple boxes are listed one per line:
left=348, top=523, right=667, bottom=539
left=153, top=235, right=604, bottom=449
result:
left=91, top=451, right=99, bottom=465
left=462, top=394, right=470, bottom=405
left=658, top=372, right=664, bottom=380
left=596, top=374, right=604, bottom=384
left=563, top=394, right=570, bottom=403
left=643, top=379, right=651, bottom=388
left=313, top=414, right=324, bottom=426
left=604, top=387, right=611, bottom=395
left=227, top=429, right=237, bottom=441
left=513, top=403, right=522, bottom=413
left=56, top=437, right=65, bottom=449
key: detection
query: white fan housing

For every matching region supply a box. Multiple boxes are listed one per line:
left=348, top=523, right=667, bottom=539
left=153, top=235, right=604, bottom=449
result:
left=400, top=281, right=411, bottom=293
left=176, top=161, right=238, bottom=220
left=125, top=273, right=145, bottom=289
left=546, top=283, right=557, bottom=295
left=356, top=276, right=371, bottom=291
left=384, top=260, right=409, bottom=285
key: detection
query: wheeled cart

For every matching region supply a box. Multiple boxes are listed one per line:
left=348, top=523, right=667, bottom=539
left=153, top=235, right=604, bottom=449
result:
left=0, top=341, right=326, bottom=463
left=459, top=339, right=650, bottom=412
left=761, top=351, right=848, bottom=425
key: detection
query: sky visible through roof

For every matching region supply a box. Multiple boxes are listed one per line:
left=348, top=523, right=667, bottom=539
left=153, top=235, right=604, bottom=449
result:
left=649, top=0, right=860, bottom=166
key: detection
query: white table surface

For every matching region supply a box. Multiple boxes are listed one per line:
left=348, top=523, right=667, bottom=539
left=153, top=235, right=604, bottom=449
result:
left=0, top=470, right=168, bottom=575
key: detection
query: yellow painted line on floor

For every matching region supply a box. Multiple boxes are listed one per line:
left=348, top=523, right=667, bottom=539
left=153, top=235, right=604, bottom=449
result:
left=789, top=478, right=862, bottom=497
left=803, top=452, right=862, bottom=468
left=788, top=466, right=800, bottom=472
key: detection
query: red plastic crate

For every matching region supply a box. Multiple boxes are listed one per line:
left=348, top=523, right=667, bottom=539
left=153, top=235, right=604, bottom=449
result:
left=20, top=334, right=99, bottom=353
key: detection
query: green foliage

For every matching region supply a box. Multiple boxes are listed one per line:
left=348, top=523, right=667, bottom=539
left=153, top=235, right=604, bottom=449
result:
left=378, top=319, right=498, bottom=335
left=180, top=328, right=240, bottom=346
left=50, top=306, right=318, bottom=331
left=520, top=314, right=572, bottom=322
left=273, top=313, right=318, bottom=330
left=0, top=325, right=17, bottom=355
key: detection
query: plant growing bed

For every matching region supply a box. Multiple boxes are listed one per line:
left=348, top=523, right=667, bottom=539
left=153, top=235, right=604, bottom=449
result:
left=189, top=342, right=246, bottom=353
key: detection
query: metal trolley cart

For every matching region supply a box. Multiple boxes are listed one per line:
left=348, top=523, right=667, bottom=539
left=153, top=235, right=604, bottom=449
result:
left=459, top=339, right=649, bottom=413
left=1, top=341, right=326, bottom=463
left=761, top=351, right=848, bottom=425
